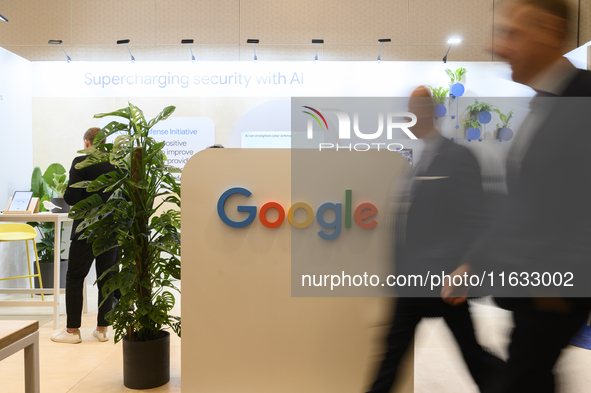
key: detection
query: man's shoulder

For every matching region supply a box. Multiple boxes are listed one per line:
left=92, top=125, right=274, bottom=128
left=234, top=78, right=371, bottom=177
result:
left=438, top=137, right=476, bottom=160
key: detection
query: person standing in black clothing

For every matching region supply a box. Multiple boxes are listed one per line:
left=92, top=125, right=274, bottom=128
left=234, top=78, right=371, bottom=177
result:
left=51, top=127, right=118, bottom=344
left=366, top=86, right=504, bottom=393
left=442, top=1, right=591, bottom=392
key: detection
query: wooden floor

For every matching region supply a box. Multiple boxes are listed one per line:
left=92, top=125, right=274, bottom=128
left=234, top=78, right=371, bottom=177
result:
left=0, top=291, right=589, bottom=392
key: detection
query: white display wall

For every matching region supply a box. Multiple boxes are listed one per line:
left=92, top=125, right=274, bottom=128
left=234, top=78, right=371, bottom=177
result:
left=0, top=47, right=33, bottom=289
left=29, top=60, right=536, bottom=171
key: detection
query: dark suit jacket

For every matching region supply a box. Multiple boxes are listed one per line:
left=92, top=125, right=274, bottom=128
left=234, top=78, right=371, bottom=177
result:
left=463, top=69, right=591, bottom=298
left=396, top=137, right=487, bottom=295
left=64, top=156, right=117, bottom=240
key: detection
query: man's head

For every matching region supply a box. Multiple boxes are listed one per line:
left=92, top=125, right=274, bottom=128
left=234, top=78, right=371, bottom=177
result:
left=494, top=0, right=570, bottom=86
left=408, top=85, right=436, bottom=139
left=83, top=127, right=103, bottom=148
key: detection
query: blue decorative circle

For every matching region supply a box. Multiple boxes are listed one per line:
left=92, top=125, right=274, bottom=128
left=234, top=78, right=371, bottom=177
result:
left=467, top=127, right=481, bottom=140
left=434, top=104, right=447, bottom=118
left=451, top=115, right=455, bottom=119
left=499, top=128, right=513, bottom=141
left=451, top=83, right=465, bottom=97
left=478, top=111, right=492, bottom=124
left=455, top=125, right=459, bottom=129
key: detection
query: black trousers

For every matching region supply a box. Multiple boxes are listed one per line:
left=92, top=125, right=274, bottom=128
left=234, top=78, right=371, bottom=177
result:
left=495, top=298, right=590, bottom=393
left=65, top=239, right=118, bottom=328
left=367, top=297, right=504, bottom=393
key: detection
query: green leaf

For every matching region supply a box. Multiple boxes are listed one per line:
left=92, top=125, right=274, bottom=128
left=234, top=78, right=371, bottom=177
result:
left=158, top=165, right=182, bottom=174
left=111, top=134, right=132, bottom=162
left=92, top=235, right=120, bottom=256
left=87, top=171, right=121, bottom=193
left=75, top=150, right=109, bottom=169
left=68, top=194, right=103, bottom=220
left=104, top=173, right=129, bottom=193
left=147, top=106, right=176, bottom=128
left=30, top=167, right=44, bottom=198
left=445, top=68, right=455, bottom=83
left=39, top=195, right=51, bottom=212
left=94, top=107, right=131, bottom=120
left=145, top=141, right=166, bottom=163
left=42, top=163, right=66, bottom=187
left=43, top=181, right=56, bottom=199
left=128, top=103, right=147, bottom=132
left=69, top=180, right=91, bottom=189
left=133, top=180, right=150, bottom=189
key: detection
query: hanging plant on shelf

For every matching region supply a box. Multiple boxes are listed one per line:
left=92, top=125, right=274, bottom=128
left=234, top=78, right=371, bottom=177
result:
left=446, top=66, right=468, bottom=97
left=428, top=85, right=450, bottom=117
left=460, top=118, right=482, bottom=141
left=493, top=109, right=515, bottom=141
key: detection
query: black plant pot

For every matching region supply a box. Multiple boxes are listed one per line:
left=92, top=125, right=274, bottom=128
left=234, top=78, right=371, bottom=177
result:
left=123, top=330, right=170, bottom=389
left=51, top=197, right=70, bottom=213
left=34, top=259, right=67, bottom=289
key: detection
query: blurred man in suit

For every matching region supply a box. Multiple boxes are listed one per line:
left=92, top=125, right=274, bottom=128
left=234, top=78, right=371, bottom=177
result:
left=442, top=1, right=591, bottom=391
left=51, top=127, right=118, bottom=344
left=366, top=86, right=503, bottom=393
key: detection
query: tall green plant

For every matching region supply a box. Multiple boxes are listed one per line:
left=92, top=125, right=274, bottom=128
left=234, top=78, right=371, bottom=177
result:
left=428, top=86, right=449, bottom=105
left=445, top=66, right=467, bottom=84
left=68, top=103, right=181, bottom=343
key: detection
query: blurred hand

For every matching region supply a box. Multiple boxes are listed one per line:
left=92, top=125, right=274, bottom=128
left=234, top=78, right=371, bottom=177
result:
left=441, top=263, right=473, bottom=305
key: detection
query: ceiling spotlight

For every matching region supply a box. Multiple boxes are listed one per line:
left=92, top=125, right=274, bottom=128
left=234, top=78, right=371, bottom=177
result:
left=48, top=40, right=71, bottom=63
left=312, top=39, right=324, bottom=61
left=0, top=13, right=8, bottom=22
left=443, top=37, right=462, bottom=63
left=117, top=39, right=135, bottom=63
left=181, top=39, right=195, bottom=62
left=247, top=39, right=259, bottom=61
left=377, top=38, right=391, bottom=63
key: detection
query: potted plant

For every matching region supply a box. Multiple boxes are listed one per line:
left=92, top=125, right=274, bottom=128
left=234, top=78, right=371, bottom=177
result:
left=463, top=99, right=497, bottom=139
left=68, top=103, right=181, bottom=389
left=446, top=66, right=467, bottom=97
left=47, top=170, right=69, bottom=213
left=493, top=109, right=514, bottom=141
left=29, top=164, right=68, bottom=289
left=428, top=85, right=450, bottom=117
left=460, top=119, right=482, bottom=141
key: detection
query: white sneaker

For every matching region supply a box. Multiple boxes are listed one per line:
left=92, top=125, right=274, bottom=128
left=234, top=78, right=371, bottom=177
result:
left=51, top=329, right=81, bottom=344
left=93, top=329, right=109, bottom=342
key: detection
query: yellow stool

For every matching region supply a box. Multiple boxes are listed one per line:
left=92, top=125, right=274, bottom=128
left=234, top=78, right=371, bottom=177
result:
left=0, top=224, right=44, bottom=301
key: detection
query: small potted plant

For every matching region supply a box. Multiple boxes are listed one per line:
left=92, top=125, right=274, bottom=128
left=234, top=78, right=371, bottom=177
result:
left=492, top=109, right=514, bottom=141
left=446, top=66, right=467, bottom=97
left=47, top=171, right=69, bottom=213
left=29, top=164, right=68, bottom=289
left=463, top=99, right=497, bottom=139
left=461, top=119, right=482, bottom=141
left=428, top=85, right=450, bottom=117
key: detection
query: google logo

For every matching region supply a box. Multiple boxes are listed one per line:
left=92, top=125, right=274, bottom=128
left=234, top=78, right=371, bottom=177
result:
left=217, top=188, right=378, bottom=240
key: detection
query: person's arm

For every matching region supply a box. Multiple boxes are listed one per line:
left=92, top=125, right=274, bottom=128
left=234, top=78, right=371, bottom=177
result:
left=63, top=157, right=85, bottom=206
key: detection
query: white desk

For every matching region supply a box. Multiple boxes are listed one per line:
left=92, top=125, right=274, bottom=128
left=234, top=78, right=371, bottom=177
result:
left=0, top=320, right=40, bottom=393
left=0, top=213, right=71, bottom=329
